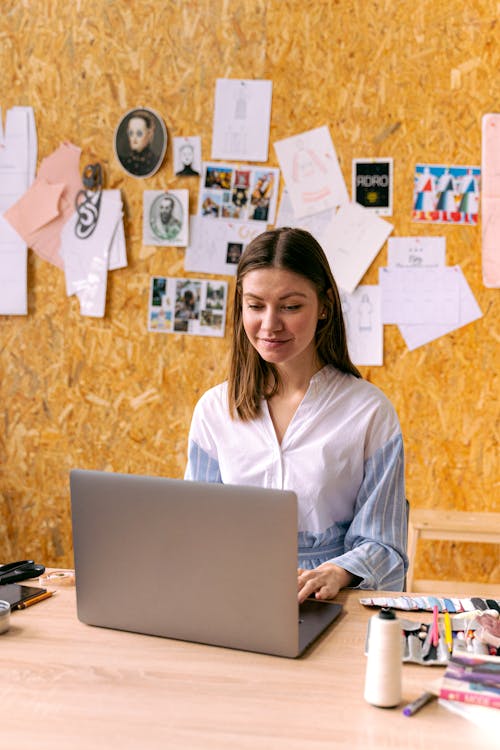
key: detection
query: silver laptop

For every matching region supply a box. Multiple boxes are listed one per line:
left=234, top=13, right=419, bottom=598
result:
left=70, top=469, right=342, bottom=658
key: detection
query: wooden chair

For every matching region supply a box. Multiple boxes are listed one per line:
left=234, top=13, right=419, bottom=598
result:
left=406, top=509, right=500, bottom=595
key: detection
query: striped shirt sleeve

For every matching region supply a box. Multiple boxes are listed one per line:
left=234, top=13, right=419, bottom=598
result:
left=328, top=433, right=409, bottom=590
left=185, top=440, right=222, bottom=483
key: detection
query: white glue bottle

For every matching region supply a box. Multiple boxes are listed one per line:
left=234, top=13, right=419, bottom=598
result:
left=364, top=607, right=402, bottom=707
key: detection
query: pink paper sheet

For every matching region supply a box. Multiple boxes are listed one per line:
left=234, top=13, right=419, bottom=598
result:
left=481, top=114, right=500, bottom=287
left=4, top=142, right=81, bottom=268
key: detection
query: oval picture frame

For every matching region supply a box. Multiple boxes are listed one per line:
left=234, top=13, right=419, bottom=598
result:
left=114, top=107, right=167, bottom=178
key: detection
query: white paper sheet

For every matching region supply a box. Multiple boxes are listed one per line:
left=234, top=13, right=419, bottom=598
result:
left=0, top=106, right=37, bottom=315
left=398, top=266, right=482, bottom=350
left=59, top=190, right=123, bottom=317
left=341, top=285, right=383, bottom=366
left=211, top=79, right=272, bottom=163
left=387, top=236, right=446, bottom=268
left=320, top=202, right=393, bottom=294
left=275, top=187, right=335, bottom=239
left=108, top=218, right=128, bottom=270
left=0, top=238, right=27, bottom=313
left=184, top=215, right=262, bottom=276
left=379, top=266, right=460, bottom=326
left=274, top=125, right=348, bottom=219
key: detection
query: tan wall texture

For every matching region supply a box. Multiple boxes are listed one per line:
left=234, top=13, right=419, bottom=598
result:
left=0, top=0, right=498, bottom=585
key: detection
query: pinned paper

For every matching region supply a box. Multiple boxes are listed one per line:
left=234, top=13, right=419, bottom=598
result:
left=211, top=79, right=272, bottom=163
left=387, top=237, right=446, bottom=268
left=481, top=114, right=500, bottom=287
left=0, top=105, right=37, bottom=315
left=148, top=276, right=228, bottom=337
left=185, top=216, right=262, bottom=276
left=411, top=163, right=480, bottom=225
left=173, top=136, right=201, bottom=177
left=352, top=158, right=393, bottom=216
left=275, top=187, right=335, bottom=240
left=143, top=190, right=189, bottom=247
left=198, top=162, right=279, bottom=224
left=341, top=285, right=383, bottom=366
left=320, top=202, right=393, bottom=294
left=59, top=190, right=124, bottom=318
left=274, top=125, right=348, bottom=218
left=379, top=266, right=460, bottom=326
left=397, top=266, right=482, bottom=351
left=3, top=141, right=82, bottom=268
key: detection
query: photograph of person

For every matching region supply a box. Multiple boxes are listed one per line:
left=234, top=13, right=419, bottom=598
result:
left=185, top=227, right=408, bottom=602
left=115, top=107, right=167, bottom=178
left=201, top=193, right=221, bottom=217
left=174, top=281, right=200, bottom=332
left=205, top=166, right=232, bottom=190
left=149, top=192, right=183, bottom=242
left=249, top=170, right=275, bottom=221
left=226, top=242, right=243, bottom=264
left=174, top=136, right=201, bottom=177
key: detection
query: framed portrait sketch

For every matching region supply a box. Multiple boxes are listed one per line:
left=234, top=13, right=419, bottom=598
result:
left=143, top=190, right=189, bottom=247
left=173, top=136, right=201, bottom=177
left=114, top=107, right=167, bottom=178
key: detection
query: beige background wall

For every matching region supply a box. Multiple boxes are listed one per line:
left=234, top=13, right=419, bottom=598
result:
left=0, top=0, right=498, bottom=584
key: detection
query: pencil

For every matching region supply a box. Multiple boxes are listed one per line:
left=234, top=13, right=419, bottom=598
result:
left=444, top=610, right=453, bottom=653
left=17, top=591, right=54, bottom=609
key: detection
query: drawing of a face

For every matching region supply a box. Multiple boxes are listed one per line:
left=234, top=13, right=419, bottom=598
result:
left=159, top=196, right=174, bottom=225
left=127, top=116, right=153, bottom=153
left=180, top=144, right=194, bottom=167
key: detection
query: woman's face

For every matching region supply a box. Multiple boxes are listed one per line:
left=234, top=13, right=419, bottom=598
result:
left=241, top=267, right=324, bottom=374
left=127, top=116, right=152, bottom=152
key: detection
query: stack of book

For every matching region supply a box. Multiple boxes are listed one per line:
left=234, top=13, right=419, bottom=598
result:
left=439, top=653, right=500, bottom=731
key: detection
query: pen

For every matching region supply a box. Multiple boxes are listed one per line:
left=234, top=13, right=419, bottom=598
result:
left=17, top=591, right=54, bottom=609
left=402, top=691, right=436, bottom=717
left=443, top=610, right=453, bottom=653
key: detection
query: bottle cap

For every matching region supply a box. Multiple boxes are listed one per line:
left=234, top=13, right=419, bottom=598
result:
left=379, top=607, right=396, bottom=620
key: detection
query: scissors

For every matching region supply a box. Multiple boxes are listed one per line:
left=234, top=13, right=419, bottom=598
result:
left=0, top=560, right=45, bottom=585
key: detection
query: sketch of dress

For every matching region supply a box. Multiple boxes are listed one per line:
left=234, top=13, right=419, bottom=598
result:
left=358, top=294, right=373, bottom=331
left=235, top=84, right=247, bottom=120
left=292, top=140, right=327, bottom=182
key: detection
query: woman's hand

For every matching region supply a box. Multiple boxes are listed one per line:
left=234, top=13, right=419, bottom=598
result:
left=297, top=563, right=354, bottom=603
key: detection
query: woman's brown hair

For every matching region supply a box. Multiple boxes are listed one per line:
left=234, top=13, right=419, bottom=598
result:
left=228, top=227, right=361, bottom=420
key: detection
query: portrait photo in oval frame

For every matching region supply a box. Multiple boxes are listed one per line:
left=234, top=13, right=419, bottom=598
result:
left=114, top=107, right=167, bottom=178
left=143, top=189, right=189, bottom=247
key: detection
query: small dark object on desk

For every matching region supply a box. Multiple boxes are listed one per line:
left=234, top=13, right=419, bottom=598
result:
left=0, top=560, right=45, bottom=584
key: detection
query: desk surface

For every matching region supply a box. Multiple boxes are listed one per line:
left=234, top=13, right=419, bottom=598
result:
left=2, top=577, right=498, bottom=749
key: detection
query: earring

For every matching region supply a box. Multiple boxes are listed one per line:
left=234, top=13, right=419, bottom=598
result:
left=320, top=310, right=327, bottom=319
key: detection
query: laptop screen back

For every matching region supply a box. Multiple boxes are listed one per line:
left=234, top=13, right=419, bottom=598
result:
left=70, top=470, right=302, bottom=656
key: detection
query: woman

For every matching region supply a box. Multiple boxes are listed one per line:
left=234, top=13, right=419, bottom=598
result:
left=185, top=227, right=407, bottom=601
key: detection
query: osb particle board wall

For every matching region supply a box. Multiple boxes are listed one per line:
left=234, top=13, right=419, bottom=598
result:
left=0, top=0, right=498, bottom=584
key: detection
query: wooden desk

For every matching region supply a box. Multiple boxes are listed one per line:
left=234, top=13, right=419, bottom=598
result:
left=2, top=579, right=497, bottom=749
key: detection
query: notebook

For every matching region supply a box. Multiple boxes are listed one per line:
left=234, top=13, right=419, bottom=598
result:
left=70, top=469, right=342, bottom=658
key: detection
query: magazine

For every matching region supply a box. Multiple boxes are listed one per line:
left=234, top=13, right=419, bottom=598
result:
left=439, top=654, right=500, bottom=709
